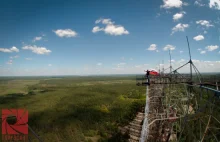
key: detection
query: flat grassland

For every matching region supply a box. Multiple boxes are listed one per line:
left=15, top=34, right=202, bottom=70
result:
left=0, top=76, right=146, bottom=142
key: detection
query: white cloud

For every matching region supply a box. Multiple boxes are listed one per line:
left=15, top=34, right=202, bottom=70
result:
left=200, top=50, right=206, bottom=54
left=209, top=0, right=220, bottom=10
left=173, top=12, right=186, bottom=21
left=25, top=58, right=32, bottom=60
left=194, top=0, right=205, bottom=6
left=53, top=29, right=78, bottom=38
left=0, top=46, right=19, bottom=53
left=97, top=63, right=102, bottom=66
left=161, top=0, right=183, bottom=9
left=198, top=48, right=202, bottom=51
left=10, top=55, right=19, bottom=59
left=95, top=18, right=114, bottom=25
left=92, top=18, right=129, bottom=36
left=163, top=44, right=176, bottom=51
left=204, top=31, right=207, bottom=34
left=193, top=35, right=205, bottom=41
left=206, top=45, right=219, bottom=51
left=180, top=51, right=183, bottom=53
left=147, top=44, right=157, bottom=51
left=33, top=36, right=42, bottom=42
left=104, top=24, right=129, bottom=36
left=22, top=45, right=51, bottom=55
left=92, top=26, right=103, bottom=33
left=196, top=20, right=214, bottom=27
left=171, top=23, right=189, bottom=34
left=48, top=64, right=52, bottom=67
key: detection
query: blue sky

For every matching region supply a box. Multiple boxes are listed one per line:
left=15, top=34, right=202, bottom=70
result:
left=0, top=0, right=220, bottom=76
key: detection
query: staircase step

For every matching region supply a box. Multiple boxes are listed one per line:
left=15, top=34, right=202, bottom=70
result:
left=129, top=130, right=141, bottom=137
left=129, top=135, right=140, bottom=141
left=124, top=126, right=142, bottom=134
left=129, top=125, right=142, bottom=131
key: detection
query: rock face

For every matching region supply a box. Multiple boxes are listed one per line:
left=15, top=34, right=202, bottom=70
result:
left=119, top=112, right=145, bottom=142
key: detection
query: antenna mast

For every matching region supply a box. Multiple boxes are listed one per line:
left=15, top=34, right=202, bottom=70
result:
left=186, top=36, right=193, bottom=83
left=169, top=50, right=172, bottom=74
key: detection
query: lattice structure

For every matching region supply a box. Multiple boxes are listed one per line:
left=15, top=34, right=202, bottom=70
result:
left=138, top=37, right=220, bottom=142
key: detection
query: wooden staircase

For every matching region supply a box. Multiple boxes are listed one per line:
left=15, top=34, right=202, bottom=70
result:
left=119, top=112, right=145, bottom=142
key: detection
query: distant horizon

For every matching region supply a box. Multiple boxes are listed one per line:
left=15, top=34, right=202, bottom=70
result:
left=0, top=72, right=220, bottom=77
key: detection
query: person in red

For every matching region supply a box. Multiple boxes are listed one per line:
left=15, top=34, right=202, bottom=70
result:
left=146, top=70, right=150, bottom=77
left=145, top=70, right=150, bottom=85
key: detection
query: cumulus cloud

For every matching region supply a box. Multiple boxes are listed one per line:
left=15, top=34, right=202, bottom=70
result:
left=92, top=26, right=103, bottom=33
left=95, top=18, right=114, bottom=25
left=163, top=44, right=176, bottom=51
left=147, top=44, right=157, bottom=51
left=173, top=11, right=186, bottom=21
left=11, top=47, right=19, bottom=52
left=196, top=20, right=214, bottom=27
left=104, top=24, right=129, bottom=36
left=171, top=23, right=189, bottom=35
left=194, top=0, right=205, bottom=6
left=200, top=50, right=206, bottom=54
left=92, top=18, right=129, bottom=36
left=206, top=45, right=219, bottom=51
left=53, top=29, right=78, bottom=38
left=209, top=0, right=220, bottom=10
left=193, top=35, right=205, bottom=41
left=161, top=0, right=183, bottom=9
left=33, top=36, right=42, bottom=42
left=0, top=46, right=19, bottom=53
left=22, top=45, right=51, bottom=55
